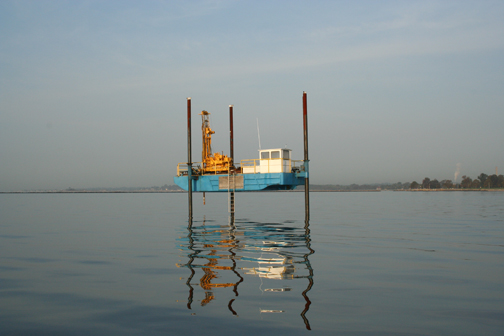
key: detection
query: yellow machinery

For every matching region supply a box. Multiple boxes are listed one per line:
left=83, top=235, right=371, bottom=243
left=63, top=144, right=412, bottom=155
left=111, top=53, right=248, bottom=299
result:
left=200, top=110, right=233, bottom=174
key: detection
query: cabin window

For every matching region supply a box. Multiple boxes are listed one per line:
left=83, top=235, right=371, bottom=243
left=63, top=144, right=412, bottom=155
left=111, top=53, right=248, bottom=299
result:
left=271, top=151, right=280, bottom=159
left=283, top=150, right=290, bottom=159
left=261, top=152, right=270, bottom=159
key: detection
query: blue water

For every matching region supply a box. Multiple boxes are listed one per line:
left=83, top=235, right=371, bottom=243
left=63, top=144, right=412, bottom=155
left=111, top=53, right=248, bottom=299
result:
left=1, top=191, right=503, bottom=335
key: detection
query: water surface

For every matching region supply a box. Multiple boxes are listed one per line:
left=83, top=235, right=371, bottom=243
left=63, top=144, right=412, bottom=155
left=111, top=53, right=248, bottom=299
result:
left=1, top=191, right=503, bottom=335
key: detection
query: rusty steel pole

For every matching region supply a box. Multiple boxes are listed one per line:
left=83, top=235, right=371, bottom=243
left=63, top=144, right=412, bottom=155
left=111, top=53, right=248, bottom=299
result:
left=303, top=92, right=309, bottom=221
left=229, top=105, right=234, bottom=166
left=187, top=97, right=193, bottom=224
left=229, top=105, right=235, bottom=223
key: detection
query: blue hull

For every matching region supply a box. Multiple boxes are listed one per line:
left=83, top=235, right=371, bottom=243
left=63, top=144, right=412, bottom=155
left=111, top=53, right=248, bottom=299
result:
left=174, top=173, right=306, bottom=192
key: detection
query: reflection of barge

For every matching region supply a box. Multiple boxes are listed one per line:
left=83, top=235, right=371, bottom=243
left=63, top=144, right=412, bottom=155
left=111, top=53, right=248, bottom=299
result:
left=174, top=109, right=308, bottom=192
left=177, top=220, right=313, bottom=321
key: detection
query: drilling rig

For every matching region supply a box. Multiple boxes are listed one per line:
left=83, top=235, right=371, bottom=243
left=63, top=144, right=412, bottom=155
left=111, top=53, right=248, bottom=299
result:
left=200, top=110, right=233, bottom=174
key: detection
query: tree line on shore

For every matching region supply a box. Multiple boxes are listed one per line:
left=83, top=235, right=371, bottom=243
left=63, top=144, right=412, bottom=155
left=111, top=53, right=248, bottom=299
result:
left=308, top=182, right=409, bottom=191
left=410, top=173, right=504, bottom=189
left=55, top=175, right=503, bottom=193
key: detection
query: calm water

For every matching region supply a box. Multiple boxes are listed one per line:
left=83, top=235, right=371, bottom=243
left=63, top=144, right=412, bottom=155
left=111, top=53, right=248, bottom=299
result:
left=1, top=191, right=503, bottom=335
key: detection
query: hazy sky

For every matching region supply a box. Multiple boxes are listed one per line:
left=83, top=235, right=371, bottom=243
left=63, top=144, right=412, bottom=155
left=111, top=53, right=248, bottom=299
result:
left=1, top=0, right=503, bottom=190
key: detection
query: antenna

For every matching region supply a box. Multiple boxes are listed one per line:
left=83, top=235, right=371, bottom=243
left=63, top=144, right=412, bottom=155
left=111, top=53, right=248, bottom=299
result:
left=256, top=118, right=261, bottom=150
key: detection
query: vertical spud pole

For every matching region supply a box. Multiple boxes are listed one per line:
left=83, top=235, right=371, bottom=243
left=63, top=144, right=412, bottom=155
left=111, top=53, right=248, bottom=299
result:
left=229, top=105, right=234, bottom=165
left=229, top=104, right=235, bottom=224
left=303, top=91, right=309, bottom=221
left=187, top=97, right=193, bottom=225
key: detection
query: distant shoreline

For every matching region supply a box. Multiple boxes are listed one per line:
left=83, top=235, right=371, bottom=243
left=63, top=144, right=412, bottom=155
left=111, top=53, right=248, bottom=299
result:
left=401, top=188, right=504, bottom=192
left=0, top=190, right=185, bottom=194
left=2, top=189, right=503, bottom=194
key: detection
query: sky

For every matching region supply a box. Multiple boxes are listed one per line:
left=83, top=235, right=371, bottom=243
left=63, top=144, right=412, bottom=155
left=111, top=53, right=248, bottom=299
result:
left=1, top=0, right=503, bottom=191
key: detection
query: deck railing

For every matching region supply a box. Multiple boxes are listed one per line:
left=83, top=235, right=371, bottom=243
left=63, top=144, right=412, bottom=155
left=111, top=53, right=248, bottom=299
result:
left=176, top=163, right=201, bottom=176
left=177, top=162, right=229, bottom=176
left=177, top=159, right=305, bottom=176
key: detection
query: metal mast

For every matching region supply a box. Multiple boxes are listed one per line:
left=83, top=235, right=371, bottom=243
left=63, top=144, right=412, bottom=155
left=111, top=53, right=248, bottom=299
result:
left=187, top=97, right=193, bottom=224
left=303, top=91, right=309, bottom=221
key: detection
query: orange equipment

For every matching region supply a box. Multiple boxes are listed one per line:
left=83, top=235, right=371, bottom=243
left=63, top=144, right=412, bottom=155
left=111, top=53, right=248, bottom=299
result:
left=200, top=110, right=233, bottom=174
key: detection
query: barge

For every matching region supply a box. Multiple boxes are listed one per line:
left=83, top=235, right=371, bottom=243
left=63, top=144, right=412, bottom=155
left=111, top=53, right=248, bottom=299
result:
left=174, top=109, right=308, bottom=192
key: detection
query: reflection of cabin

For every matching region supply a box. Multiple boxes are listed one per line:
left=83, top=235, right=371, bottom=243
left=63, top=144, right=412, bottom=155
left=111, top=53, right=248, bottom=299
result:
left=242, top=148, right=292, bottom=174
left=242, top=253, right=295, bottom=279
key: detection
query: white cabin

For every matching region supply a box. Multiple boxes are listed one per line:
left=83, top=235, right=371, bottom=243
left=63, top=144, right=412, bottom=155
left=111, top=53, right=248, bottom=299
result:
left=242, top=148, right=292, bottom=174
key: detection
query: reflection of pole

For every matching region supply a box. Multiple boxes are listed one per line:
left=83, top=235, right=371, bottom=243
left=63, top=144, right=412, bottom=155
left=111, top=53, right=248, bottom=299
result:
left=301, top=268, right=314, bottom=329
left=228, top=221, right=242, bottom=316
left=187, top=97, right=193, bottom=224
left=186, top=217, right=196, bottom=309
left=303, top=92, right=310, bottom=222
left=301, top=219, right=314, bottom=330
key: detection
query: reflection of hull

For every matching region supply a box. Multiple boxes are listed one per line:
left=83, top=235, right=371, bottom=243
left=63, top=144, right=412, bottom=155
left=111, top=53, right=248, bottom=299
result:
left=265, top=288, right=292, bottom=292
left=174, top=172, right=306, bottom=192
left=242, top=265, right=295, bottom=279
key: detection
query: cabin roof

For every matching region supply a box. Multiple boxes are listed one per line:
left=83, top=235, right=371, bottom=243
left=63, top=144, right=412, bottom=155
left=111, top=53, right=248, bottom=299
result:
left=258, top=148, right=291, bottom=151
